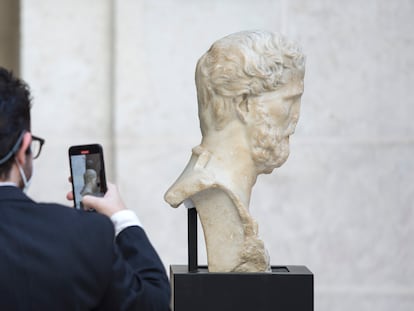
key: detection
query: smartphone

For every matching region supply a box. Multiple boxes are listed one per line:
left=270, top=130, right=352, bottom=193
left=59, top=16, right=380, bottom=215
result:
left=68, top=144, right=107, bottom=210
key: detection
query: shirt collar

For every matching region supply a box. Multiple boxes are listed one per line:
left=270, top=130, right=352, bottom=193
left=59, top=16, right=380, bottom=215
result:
left=0, top=182, right=18, bottom=187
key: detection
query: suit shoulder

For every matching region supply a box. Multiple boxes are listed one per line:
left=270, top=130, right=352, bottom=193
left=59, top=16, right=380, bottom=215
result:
left=37, top=202, right=114, bottom=236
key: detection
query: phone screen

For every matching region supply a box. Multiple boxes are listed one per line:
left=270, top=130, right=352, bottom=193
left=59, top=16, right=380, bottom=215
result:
left=69, top=144, right=107, bottom=210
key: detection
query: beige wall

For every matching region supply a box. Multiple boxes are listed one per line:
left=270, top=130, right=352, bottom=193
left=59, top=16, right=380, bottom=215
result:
left=21, top=0, right=414, bottom=310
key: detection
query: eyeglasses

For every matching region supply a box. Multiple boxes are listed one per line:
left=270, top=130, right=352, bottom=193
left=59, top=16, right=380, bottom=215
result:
left=31, top=135, right=45, bottom=159
left=0, top=131, right=45, bottom=165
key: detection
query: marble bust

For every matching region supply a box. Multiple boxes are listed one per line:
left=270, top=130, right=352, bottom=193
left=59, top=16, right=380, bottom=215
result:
left=165, top=30, right=305, bottom=272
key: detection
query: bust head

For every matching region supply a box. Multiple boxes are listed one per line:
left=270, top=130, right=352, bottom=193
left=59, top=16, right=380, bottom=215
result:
left=81, top=169, right=98, bottom=196
left=83, top=169, right=97, bottom=184
left=195, top=30, right=305, bottom=174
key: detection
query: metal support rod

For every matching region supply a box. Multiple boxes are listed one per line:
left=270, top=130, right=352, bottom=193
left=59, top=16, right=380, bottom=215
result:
left=188, top=207, right=198, bottom=272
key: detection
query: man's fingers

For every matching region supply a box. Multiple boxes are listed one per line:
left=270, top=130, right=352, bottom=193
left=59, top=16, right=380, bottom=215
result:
left=66, top=176, right=74, bottom=202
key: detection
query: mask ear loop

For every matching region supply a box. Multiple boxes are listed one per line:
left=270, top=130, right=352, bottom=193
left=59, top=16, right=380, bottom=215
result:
left=12, top=132, right=32, bottom=192
left=15, top=158, right=32, bottom=192
left=0, top=131, right=25, bottom=165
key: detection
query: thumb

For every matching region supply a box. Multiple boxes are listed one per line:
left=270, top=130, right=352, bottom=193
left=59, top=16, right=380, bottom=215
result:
left=80, top=183, right=126, bottom=217
left=81, top=195, right=103, bottom=211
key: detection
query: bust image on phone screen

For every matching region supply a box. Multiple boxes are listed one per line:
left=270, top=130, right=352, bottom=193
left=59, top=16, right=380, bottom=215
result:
left=71, top=153, right=105, bottom=209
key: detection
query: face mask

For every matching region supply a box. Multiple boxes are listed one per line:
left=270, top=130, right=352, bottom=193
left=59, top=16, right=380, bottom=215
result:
left=15, top=159, right=33, bottom=193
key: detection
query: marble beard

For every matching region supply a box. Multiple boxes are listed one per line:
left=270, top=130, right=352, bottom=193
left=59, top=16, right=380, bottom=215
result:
left=165, top=30, right=305, bottom=272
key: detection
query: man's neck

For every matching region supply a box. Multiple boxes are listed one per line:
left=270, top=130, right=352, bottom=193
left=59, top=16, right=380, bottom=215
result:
left=0, top=164, right=21, bottom=187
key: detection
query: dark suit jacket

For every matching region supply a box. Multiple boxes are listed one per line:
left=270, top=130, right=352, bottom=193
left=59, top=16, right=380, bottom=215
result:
left=0, top=186, right=170, bottom=311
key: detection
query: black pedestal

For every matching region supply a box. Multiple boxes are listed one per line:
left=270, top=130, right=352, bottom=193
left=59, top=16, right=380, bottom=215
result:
left=170, top=265, right=314, bottom=311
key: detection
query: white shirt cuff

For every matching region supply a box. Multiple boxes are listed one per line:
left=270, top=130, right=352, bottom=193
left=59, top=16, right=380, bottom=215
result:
left=110, top=210, right=142, bottom=236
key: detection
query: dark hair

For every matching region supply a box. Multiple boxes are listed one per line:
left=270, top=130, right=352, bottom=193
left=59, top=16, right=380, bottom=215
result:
left=0, top=67, right=32, bottom=178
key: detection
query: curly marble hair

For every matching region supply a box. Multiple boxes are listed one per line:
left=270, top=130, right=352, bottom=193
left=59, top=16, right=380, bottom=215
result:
left=195, top=30, right=305, bottom=133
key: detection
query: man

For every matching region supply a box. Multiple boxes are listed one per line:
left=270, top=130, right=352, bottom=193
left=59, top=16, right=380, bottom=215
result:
left=0, top=67, right=170, bottom=310
left=165, top=30, right=305, bottom=272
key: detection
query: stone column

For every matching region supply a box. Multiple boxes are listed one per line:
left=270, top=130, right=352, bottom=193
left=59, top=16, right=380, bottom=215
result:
left=20, top=0, right=115, bottom=203
left=0, top=0, right=20, bottom=74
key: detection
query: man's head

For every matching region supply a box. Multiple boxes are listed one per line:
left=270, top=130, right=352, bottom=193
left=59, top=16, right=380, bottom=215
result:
left=195, top=30, right=305, bottom=174
left=0, top=67, right=32, bottom=181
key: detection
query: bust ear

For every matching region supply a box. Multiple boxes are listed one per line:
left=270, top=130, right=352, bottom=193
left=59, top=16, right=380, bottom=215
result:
left=235, top=95, right=249, bottom=124
left=15, top=132, right=32, bottom=165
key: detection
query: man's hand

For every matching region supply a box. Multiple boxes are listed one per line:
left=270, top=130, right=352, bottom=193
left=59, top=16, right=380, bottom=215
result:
left=66, top=180, right=127, bottom=217
left=82, top=183, right=127, bottom=217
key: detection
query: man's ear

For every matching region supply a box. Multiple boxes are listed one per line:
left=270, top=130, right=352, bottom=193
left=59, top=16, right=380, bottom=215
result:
left=15, top=132, right=31, bottom=165
left=235, top=95, right=249, bottom=124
